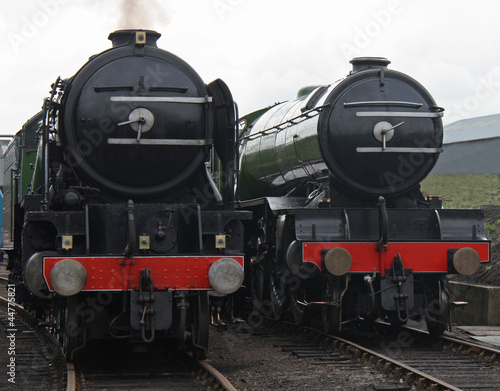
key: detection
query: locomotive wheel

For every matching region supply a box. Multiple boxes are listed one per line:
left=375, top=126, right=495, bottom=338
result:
left=191, top=292, right=209, bottom=360
left=270, top=262, right=286, bottom=320
left=425, top=282, right=449, bottom=336
left=321, top=275, right=342, bottom=334
left=251, top=260, right=270, bottom=316
left=63, top=295, right=80, bottom=362
left=289, top=280, right=311, bottom=326
left=52, top=301, right=65, bottom=345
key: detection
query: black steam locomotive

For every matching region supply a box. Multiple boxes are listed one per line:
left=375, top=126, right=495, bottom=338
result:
left=238, top=57, right=489, bottom=335
left=6, top=30, right=249, bottom=360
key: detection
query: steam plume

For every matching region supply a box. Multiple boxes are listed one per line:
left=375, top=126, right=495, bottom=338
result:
left=118, top=0, right=169, bottom=30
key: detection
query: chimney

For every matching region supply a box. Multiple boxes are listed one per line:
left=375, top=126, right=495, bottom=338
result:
left=108, top=29, right=161, bottom=48
left=350, top=57, right=391, bottom=73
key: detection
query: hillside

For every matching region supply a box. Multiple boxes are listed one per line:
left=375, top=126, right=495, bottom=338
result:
left=421, top=174, right=500, bottom=209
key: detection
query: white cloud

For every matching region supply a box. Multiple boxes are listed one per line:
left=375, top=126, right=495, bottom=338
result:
left=2, top=0, right=500, bottom=132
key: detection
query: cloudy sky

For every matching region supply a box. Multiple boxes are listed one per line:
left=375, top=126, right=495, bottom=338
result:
left=2, top=0, right=500, bottom=134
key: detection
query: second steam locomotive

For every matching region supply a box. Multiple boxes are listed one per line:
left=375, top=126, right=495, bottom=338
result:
left=5, top=30, right=249, bottom=360
left=238, top=57, right=489, bottom=335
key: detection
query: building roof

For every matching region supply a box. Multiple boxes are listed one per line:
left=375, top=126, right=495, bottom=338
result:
left=444, top=113, right=500, bottom=144
left=0, top=139, right=11, bottom=155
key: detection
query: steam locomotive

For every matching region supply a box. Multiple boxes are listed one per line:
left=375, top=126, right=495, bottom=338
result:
left=238, top=57, right=490, bottom=335
left=4, top=29, right=249, bottom=360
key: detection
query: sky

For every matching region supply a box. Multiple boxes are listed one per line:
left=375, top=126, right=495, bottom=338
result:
left=2, top=0, right=500, bottom=134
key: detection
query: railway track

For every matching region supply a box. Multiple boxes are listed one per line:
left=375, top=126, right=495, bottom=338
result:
left=238, top=315, right=500, bottom=391
left=0, top=294, right=67, bottom=390
left=75, top=341, right=237, bottom=391
left=351, top=322, right=500, bottom=390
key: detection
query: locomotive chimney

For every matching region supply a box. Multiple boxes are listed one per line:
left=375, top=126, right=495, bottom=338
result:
left=108, top=29, right=161, bottom=48
left=349, top=57, right=391, bottom=73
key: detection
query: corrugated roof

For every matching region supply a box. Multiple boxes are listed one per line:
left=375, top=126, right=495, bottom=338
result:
left=444, top=113, right=500, bottom=144
left=0, top=139, right=11, bottom=155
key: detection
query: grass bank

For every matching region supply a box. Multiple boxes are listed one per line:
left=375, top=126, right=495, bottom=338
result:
left=421, top=173, right=500, bottom=209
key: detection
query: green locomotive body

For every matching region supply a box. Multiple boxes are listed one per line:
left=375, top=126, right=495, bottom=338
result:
left=2, top=112, right=41, bottom=258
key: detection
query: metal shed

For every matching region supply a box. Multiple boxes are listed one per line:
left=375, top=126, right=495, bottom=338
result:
left=431, top=114, right=500, bottom=175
